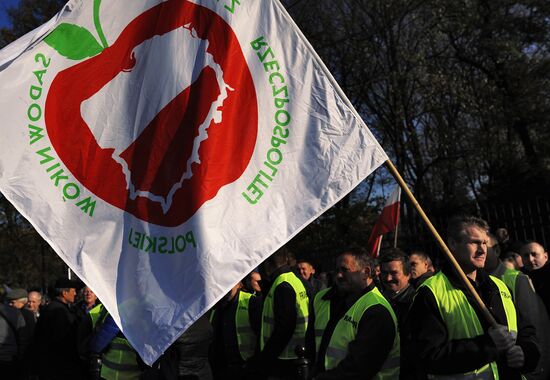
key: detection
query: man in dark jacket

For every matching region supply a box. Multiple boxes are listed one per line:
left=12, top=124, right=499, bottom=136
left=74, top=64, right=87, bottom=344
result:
left=313, top=248, right=400, bottom=380
left=408, top=250, right=434, bottom=289
left=486, top=236, right=550, bottom=380
left=210, top=282, right=262, bottom=379
left=0, top=301, right=30, bottom=379
left=35, top=277, right=86, bottom=380
left=379, top=248, right=415, bottom=329
left=408, top=216, right=539, bottom=379
left=520, top=241, right=550, bottom=316
left=248, top=247, right=309, bottom=379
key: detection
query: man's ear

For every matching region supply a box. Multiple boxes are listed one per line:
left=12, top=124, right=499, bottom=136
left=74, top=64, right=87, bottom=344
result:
left=364, top=266, right=372, bottom=279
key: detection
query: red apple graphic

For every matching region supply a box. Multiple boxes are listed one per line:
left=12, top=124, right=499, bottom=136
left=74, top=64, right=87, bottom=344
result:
left=45, top=0, right=258, bottom=226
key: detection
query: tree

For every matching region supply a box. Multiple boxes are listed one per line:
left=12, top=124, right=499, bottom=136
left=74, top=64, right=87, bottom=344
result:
left=0, top=0, right=64, bottom=47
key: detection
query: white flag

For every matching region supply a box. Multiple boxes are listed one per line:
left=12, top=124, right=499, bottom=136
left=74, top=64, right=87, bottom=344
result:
left=0, top=0, right=388, bottom=363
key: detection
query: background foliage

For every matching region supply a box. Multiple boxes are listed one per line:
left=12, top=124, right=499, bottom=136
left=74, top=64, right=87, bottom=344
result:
left=1, top=0, right=549, bottom=286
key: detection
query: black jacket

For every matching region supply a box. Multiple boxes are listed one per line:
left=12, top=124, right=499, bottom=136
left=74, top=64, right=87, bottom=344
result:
left=252, top=265, right=309, bottom=378
left=211, top=290, right=262, bottom=377
left=35, top=299, right=86, bottom=379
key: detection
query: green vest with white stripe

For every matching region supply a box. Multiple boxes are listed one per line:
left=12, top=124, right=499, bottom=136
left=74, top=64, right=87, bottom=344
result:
left=420, top=271, right=517, bottom=380
left=260, top=271, right=309, bottom=359
left=313, top=287, right=331, bottom=355
left=325, top=286, right=400, bottom=379
left=89, top=304, right=141, bottom=380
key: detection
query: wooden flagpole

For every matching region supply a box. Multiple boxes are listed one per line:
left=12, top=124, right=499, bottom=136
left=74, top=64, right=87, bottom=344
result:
left=377, top=235, right=383, bottom=257
left=385, top=160, right=497, bottom=327
left=393, top=189, right=400, bottom=248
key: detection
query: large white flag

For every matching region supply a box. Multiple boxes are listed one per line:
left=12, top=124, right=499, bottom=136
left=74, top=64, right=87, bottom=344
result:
left=0, top=0, right=387, bottom=363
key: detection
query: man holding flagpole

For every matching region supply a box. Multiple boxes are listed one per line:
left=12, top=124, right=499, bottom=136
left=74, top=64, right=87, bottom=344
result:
left=408, top=216, right=539, bottom=379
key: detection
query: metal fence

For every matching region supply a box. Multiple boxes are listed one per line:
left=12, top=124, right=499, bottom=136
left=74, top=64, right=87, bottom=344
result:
left=479, top=198, right=550, bottom=248
left=397, top=197, right=550, bottom=258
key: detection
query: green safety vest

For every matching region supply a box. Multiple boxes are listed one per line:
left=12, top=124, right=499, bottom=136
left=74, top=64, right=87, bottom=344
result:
left=88, top=304, right=141, bottom=380
left=420, top=272, right=517, bottom=380
left=210, top=291, right=257, bottom=361
left=260, top=271, right=309, bottom=359
left=89, top=304, right=107, bottom=328
left=500, top=268, right=520, bottom=301
left=325, top=286, right=400, bottom=379
left=235, top=291, right=256, bottom=360
left=313, top=287, right=331, bottom=355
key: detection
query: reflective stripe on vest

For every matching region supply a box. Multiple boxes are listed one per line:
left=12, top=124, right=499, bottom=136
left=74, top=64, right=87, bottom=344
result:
left=100, top=336, right=141, bottom=380
left=500, top=268, right=520, bottom=301
left=313, top=287, right=331, bottom=355
left=325, top=286, right=400, bottom=380
left=421, top=272, right=517, bottom=380
left=235, top=291, right=256, bottom=361
left=260, top=272, right=309, bottom=359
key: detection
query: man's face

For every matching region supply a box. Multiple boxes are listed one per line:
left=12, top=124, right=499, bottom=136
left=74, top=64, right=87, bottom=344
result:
left=26, top=293, right=41, bottom=313
left=380, top=260, right=410, bottom=293
left=335, top=254, right=366, bottom=293
left=250, top=272, right=262, bottom=293
left=298, top=262, right=315, bottom=281
left=449, top=226, right=488, bottom=274
left=520, top=242, right=548, bottom=270
left=63, top=288, right=77, bottom=304
left=9, top=299, right=26, bottom=309
left=83, top=287, right=97, bottom=306
left=409, top=254, right=429, bottom=279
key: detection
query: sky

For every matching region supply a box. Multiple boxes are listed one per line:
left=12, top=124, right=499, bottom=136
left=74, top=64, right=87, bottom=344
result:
left=0, top=0, right=19, bottom=28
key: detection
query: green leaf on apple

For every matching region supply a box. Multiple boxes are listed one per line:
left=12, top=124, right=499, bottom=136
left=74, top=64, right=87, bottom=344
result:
left=45, top=23, right=104, bottom=60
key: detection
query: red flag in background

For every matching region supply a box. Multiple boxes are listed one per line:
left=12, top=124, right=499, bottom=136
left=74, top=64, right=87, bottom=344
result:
left=367, top=186, right=401, bottom=257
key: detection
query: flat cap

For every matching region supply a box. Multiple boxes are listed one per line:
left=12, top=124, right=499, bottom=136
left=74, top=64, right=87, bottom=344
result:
left=6, top=288, right=28, bottom=301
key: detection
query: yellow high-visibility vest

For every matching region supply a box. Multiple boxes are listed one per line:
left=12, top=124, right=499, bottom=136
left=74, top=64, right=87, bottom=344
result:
left=260, top=271, right=309, bottom=359
left=420, top=272, right=517, bottom=380
left=325, top=286, right=400, bottom=380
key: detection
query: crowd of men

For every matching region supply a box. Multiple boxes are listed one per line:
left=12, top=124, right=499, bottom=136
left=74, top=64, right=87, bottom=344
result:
left=1, top=215, right=549, bottom=380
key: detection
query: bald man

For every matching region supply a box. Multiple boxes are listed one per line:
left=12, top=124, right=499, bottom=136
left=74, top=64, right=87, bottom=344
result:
left=26, top=291, right=42, bottom=319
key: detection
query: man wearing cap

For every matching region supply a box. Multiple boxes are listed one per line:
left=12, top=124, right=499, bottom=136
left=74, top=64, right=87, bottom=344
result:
left=6, top=288, right=37, bottom=379
left=7, top=288, right=36, bottom=335
left=35, top=277, right=86, bottom=380
left=0, top=293, right=30, bottom=379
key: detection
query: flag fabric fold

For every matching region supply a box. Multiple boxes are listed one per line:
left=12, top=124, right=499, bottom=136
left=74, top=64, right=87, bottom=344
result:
left=367, top=186, right=401, bottom=257
left=0, top=0, right=387, bottom=363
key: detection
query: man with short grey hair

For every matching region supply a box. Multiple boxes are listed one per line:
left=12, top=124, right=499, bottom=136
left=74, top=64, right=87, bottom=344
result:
left=26, top=291, right=42, bottom=320
left=0, top=300, right=29, bottom=379
left=520, top=241, right=550, bottom=316
left=409, top=215, right=539, bottom=379
left=35, top=277, right=85, bottom=379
